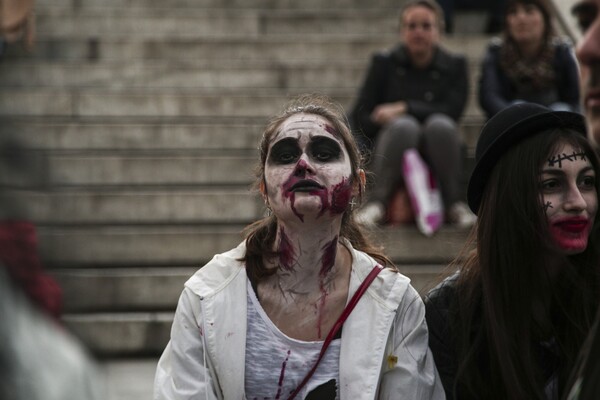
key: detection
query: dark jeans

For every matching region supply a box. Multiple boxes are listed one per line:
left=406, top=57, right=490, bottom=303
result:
left=368, top=114, right=463, bottom=209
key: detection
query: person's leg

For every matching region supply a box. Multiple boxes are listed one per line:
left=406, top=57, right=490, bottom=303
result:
left=420, top=114, right=476, bottom=227
left=369, top=115, right=421, bottom=205
left=356, top=115, right=421, bottom=226
left=420, top=114, right=462, bottom=208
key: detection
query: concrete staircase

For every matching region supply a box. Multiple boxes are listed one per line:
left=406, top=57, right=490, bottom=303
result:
left=0, top=0, right=494, bottom=357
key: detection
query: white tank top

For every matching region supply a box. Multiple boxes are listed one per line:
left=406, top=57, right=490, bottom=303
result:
left=244, top=279, right=341, bottom=400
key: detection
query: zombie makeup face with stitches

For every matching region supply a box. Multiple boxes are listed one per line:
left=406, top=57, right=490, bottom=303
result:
left=540, top=141, right=598, bottom=255
left=263, top=113, right=354, bottom=224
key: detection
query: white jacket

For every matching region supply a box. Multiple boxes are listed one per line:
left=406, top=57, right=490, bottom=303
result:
left=154, top=241, right=445, bottom=400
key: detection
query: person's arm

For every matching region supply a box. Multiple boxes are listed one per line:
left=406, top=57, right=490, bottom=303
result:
left=378, top=285, right=446, bottom=399
left=154, top=289, right=219, bottom=400
left=350, top=53, right=388, bottom=141
left=478, top=44, right=511, bottom=119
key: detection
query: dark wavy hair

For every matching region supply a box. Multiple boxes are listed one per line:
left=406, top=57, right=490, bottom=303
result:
left=504, top=0, right=555, bottom=44
left=451, top=128, right=600, bottom=399
left=239, top=94, right=394, bottom=284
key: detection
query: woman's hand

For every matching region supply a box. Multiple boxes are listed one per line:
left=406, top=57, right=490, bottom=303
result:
left=370, top=102, right=407, bottom=125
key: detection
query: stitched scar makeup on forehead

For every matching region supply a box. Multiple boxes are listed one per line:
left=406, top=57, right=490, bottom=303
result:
left=267, top=136, right=344, bottom=165
left=547, top=151, right=587, bottom=168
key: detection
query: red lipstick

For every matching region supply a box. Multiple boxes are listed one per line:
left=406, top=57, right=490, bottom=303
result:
left=553, top=218, right=590, bottom=233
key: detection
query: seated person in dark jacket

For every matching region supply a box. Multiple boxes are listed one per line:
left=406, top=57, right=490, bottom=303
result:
left=425, top=103, right=600, bottom=400
left=478, top=0, right=580, bottom=120
left=351, top=0, right=475, bottom=229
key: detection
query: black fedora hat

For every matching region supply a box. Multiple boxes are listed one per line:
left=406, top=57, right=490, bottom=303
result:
left=467, top=103, right=587, bottom=214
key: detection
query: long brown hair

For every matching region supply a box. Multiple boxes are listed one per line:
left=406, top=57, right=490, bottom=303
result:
left=240, top=94, right=394, bottom=284
left=504, top=0, right=555, bottom=44
left=451, top=128, right=600, bottom=399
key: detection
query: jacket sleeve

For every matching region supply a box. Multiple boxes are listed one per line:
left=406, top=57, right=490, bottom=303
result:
left=424, top=281, right=459, bottom=400
left=478, top=44, right=510, bottom=119
left=406, top=54, right=469, bottom=122
left=350, top=53, right=388, bottom=141
left=378, top=285, right=446, bottom=399
left=556, top=42, right=581, bottom=112
left=154, top=288, right=220, bottom=400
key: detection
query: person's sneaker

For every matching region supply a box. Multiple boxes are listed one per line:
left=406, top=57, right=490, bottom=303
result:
left=355, top=201, right=385, bottom=227
left=447, top=202, right=477, bottom=228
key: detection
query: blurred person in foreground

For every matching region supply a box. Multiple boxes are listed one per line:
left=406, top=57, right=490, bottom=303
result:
left=425, top=103, right=600, bottom=399
left=0, top=138, right=104, bottom=399
left=154, top=94, right=445, bottom=399
left=350, top=0, right=475, bottom=231
left=562, top=2, right=600, bottom=399
left=0, top=267, right=104, bottom=400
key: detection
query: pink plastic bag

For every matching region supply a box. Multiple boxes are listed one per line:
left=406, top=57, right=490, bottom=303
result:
left=402, top=149, right=444, bottom=236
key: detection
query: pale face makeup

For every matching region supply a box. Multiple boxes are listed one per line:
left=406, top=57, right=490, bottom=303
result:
left=400, top=5, right=439, bottom=61
left=573, top=0, right=600, bottom=145
left=263, top=113, right=354, bottom=224
left=540, top=142, right=597, bottom=255
left=506, top=3, right=545, bottom=47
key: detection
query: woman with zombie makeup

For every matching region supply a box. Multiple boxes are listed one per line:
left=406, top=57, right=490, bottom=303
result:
left=478, top=0, right=580, bottom=119
left=425, top=103, right=600, bottom=400
left=154, top=94, right=445, bottom=400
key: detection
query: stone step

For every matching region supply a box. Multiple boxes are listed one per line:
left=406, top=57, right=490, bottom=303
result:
left=3, top=35, right=490, bottom=62
left=0, top=88, right=485, bottom=120
left=34, top=9, right=402, bottom=38
left=30, top=155, right=255, bottom=186
left=39, top=225, right=468, bottom=267
left=63, top=311, right=173, bottom=356
left=40, top=225, right=246, bottom=267
left=40, top=0, right=406, bottom=11
left=0, top=119, right=264, bottom=151
left=0, top=59, right=484, bottom=90
left=8, top=189, right=262, bottom=224
left=0, top=61, right=368, bottom=89
left=53, top=264, right=446, bottom=313
left=0, top=117, right=485, bottom=152
left=52, top=267, right=198, bottom=312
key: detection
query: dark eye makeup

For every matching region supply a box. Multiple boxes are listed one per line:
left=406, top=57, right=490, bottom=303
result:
left=268, top=138, right=301, bottom=165
left=309, top=137, right=342, bottom=162
left=268, top=136, right=343, bottom=165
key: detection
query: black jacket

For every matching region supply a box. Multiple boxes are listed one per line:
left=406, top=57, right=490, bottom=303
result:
left=425, top=274, right=565, bottom=399
left=350, top=44, right=469, bottom=145
left=424, top=274, right=461, bottom=400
